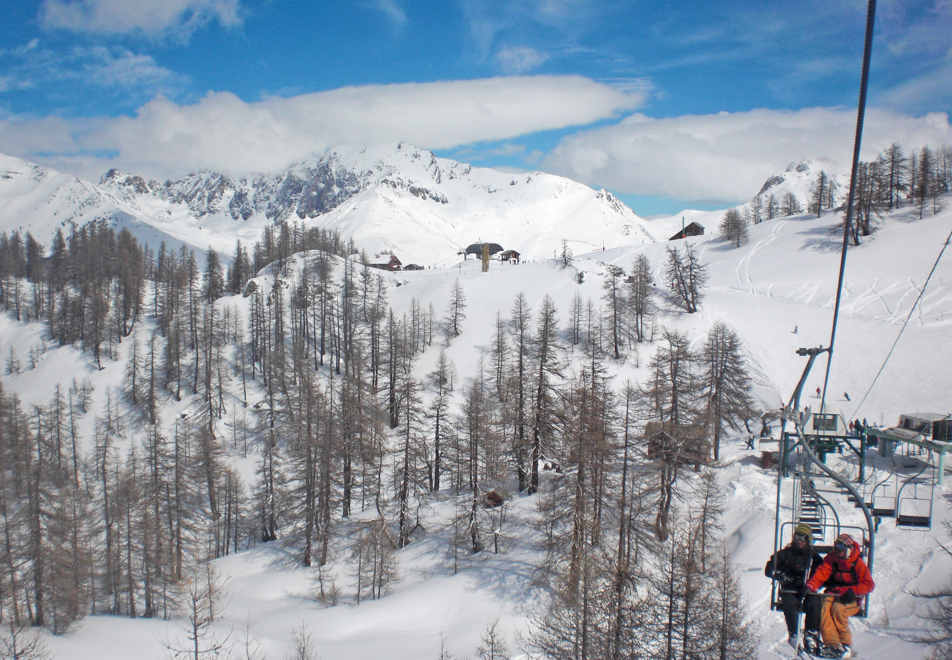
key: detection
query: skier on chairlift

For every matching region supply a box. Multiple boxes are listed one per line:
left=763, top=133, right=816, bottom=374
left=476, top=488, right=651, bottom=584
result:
left=805, top=533, right=875, bottom=659
left=764, top=523, right=823, bottom=650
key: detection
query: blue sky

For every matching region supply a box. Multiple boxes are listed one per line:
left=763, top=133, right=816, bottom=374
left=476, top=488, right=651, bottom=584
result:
left=1, top=0, right=951, bottom=215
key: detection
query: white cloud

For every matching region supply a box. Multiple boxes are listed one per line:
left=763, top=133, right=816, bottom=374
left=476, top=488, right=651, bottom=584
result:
left=494, top=45, right=550, bottom=74
left=874, top=59, right=952, bottom=114
left=369, top=0, right=407, bottom=27
left=0, top=43, right=188, bottom=101
left=79, top=47, right=189, bottom=91
left=1, top=76, right=643, bottom=181
left=542, top=107, right=952, bottom=202
left=40, top=0, right=241, bottom=37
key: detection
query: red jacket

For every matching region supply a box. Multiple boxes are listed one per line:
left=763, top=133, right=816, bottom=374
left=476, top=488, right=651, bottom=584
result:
left=806, top=539, right=874, bottom=602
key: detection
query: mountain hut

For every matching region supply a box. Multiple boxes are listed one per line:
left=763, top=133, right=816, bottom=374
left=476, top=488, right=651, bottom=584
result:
left=669, top=222, right=705, bottom=241
left=369, top=255, right=403, bottom=271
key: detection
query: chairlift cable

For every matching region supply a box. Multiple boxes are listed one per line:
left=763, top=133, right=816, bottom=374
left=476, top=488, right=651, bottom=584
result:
left=774, top=0, right=880, bottom=625
left=819, top=0, right=878, bottom=416
left=849, top=226, right=952, bottom=418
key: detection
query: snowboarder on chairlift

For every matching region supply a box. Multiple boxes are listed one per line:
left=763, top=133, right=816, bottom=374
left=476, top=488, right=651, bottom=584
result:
left=805, top=533, right=875, bottom=659
left=764, top=523, right=823, bottom=650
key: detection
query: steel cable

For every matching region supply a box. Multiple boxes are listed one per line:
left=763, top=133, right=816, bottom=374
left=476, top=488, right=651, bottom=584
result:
left=820, top=0, right=878, bottom=416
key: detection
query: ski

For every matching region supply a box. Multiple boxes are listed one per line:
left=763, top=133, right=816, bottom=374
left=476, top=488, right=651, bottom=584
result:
left=797, top=646, right=861, bottom=660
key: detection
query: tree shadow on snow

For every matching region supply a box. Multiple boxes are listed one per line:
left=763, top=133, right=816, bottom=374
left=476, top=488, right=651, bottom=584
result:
left=797, top=224, right=844, bottom=253
left=707, top=241, right=744, bottom=253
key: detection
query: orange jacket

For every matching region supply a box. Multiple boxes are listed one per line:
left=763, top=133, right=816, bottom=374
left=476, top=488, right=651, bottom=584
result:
left=806, top=539, right=874, bottom=601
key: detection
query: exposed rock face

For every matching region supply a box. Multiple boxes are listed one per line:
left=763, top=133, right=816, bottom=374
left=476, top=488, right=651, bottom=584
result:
left=103, top=149, right=454, bottom=223
left=101, top=169, right=155, bottom=195
left=757, top=175, right=785, bottom=196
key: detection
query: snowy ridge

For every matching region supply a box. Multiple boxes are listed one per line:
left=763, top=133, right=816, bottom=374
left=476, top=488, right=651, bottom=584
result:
left=751, top=159, right=849, bottom=210
left=0, top=142, right=658, bottom=265
left=0, top=153, right=206, bottom=258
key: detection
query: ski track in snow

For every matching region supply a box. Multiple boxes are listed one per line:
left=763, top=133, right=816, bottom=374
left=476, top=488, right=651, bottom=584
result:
left=737, top=219, right=788, bottom=285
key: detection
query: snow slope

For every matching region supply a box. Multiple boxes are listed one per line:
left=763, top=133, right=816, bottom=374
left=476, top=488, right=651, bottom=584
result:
left=0, top=153, right=202, bottom=258
left=1, top=185, right=950, bottom=659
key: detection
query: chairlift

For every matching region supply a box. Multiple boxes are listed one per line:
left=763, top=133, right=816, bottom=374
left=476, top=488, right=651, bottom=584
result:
left=769, top=520, right=869, bottom=615
left=772, top=346, right=875, bottom=618
left=869, top=469, right=898, bottom=518
left=898, top=442, right=924, bottom=468
left=895, top=451, right=936, bottom=529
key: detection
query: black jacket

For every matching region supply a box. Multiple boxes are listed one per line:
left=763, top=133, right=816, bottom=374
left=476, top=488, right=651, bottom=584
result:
left=765, top=544, right=824, bottom=592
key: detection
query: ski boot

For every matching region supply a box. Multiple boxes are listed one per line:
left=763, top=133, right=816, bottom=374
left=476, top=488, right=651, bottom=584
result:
left=802, top=630, right=822, bottom=655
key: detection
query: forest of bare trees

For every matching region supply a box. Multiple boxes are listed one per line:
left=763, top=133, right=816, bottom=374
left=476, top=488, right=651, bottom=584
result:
left=0, top=208, right=766, bottom=658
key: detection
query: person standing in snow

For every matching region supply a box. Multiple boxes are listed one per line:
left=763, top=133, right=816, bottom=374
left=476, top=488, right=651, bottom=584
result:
left=805, top=533, right=874, bottom=659
left=764, top=523, right=824, bottom=649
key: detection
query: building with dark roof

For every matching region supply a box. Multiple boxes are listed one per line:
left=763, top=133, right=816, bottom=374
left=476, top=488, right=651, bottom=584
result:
left=669, top=222, right=705, bottom=241
left=463, top=242, right=504, bottom=259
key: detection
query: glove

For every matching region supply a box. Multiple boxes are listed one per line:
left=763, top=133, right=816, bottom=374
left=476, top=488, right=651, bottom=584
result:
left=770, top=571, right=790, bottom=583
left=838, top=589, right=856, bottom=605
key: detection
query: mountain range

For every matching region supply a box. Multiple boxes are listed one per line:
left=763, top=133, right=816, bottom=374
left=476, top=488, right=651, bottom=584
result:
left=2, top=144, right=662, bottom=265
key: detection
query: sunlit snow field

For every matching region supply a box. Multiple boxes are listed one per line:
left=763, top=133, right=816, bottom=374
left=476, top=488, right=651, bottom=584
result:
left=1, top=198, right=950, bottom=659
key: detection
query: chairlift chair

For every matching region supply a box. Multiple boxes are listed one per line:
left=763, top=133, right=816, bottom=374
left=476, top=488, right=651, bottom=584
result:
left=895, top=451, right=936, bottom=529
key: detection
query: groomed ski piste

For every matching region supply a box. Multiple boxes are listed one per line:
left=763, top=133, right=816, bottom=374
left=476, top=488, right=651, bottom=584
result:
left=1, top=196, right=950, bottom=659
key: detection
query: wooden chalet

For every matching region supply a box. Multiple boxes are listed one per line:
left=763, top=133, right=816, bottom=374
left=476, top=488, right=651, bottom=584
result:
left=403, top=263, right=424, bottom=271
left=499, top=249, right=521, bottom=264
left=369, top=255, right=403, bottom=271
left=644, top=421, right=711, bottom=466
left=669, top=221, right=705, bottom=241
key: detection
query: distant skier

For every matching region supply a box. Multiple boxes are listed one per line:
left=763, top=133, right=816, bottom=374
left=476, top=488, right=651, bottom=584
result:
left=765, top=524, right=824, bottom=650
left=745, top=434, right=756, bottom=449
left=805, top=533, right=875, bottom=659
left=816, top=387, right=822, bottom=398
left=844, top=392, right=851, bottom=401
left=793, top=325, right=798, bottom=334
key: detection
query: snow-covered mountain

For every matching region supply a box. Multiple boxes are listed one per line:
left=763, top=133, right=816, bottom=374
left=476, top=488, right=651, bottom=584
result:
left=0, top=153, right=204, bottom=258
left=751, top=158, right=848, bottom=209
left=101, top=143, right=659, bottom=264
left=1, top=144, right=659, bottom=265
left=648, top=159, right=849, bottom=239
